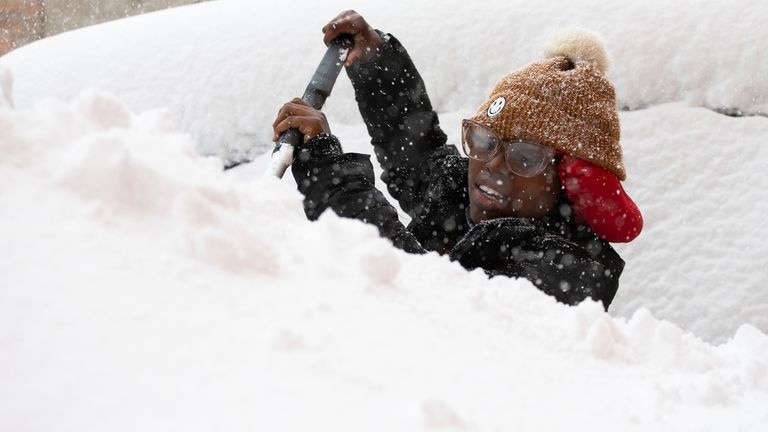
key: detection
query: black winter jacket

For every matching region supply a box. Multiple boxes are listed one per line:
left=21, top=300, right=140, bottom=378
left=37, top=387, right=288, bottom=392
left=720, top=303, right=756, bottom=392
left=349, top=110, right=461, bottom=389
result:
left=291, top=33, right=624, bottom=308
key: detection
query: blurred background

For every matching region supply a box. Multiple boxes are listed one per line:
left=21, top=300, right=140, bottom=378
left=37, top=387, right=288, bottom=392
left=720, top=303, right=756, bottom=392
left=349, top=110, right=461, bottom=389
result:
left=1, top=0, right=208, bottom=56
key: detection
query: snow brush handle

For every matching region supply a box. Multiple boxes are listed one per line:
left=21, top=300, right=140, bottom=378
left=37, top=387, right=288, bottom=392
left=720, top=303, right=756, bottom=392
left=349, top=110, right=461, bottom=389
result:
left=268, top=34, right=354, bottom=178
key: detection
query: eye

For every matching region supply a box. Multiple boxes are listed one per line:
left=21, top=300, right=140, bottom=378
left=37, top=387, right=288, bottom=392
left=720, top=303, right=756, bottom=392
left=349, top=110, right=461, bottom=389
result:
left=506, top=141, right=553, bottom=176
left=519, top=155, right=531, bottom=168
left=470, top=128, right=497, bottom=151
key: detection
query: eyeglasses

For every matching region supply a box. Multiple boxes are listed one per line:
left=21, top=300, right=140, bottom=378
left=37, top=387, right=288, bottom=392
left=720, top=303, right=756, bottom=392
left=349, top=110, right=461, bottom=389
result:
left=461, top=119, right=555, bottom=177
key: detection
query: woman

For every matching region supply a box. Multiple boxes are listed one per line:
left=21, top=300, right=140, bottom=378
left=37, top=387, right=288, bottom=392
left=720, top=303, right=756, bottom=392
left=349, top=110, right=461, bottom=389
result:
left=272, top=10, right=642, bottom=308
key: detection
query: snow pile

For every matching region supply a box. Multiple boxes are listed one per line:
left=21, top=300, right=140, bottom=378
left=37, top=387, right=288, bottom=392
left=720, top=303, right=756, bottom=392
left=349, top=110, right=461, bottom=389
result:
left=2, top=1, right=768, bottom=427
left=2, top=91, right=768, bottom=430
left=1, top=0, right=766, bottom=162
left=611, top=104, right=768, bottom=340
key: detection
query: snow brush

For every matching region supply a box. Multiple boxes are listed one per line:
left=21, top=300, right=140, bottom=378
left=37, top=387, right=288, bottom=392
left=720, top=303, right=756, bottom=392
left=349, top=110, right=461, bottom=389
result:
left=267, top=34, right=354, bottom=178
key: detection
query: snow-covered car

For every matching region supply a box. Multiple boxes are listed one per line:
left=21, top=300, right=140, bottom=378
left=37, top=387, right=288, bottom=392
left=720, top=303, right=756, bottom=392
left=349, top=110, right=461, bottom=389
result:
left=1, top=1, right=767, bottom=430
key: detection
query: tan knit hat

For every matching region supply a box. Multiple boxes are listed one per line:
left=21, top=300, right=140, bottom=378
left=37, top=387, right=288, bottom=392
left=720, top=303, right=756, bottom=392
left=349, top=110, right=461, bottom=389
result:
left=470, top=28, right=626, bottom=180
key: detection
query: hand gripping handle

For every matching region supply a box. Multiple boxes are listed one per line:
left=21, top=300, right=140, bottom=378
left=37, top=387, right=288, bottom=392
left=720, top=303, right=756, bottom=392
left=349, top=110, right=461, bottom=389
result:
left=268, top=34, right=354, bottom=178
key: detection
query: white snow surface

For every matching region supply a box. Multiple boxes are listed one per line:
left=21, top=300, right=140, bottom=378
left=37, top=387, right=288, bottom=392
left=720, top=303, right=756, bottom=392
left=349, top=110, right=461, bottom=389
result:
left=2, top=90, right=767, bottom=431
left=1, top=0, right=766, bottom=162
left=2, top=0, right=768, bottom=428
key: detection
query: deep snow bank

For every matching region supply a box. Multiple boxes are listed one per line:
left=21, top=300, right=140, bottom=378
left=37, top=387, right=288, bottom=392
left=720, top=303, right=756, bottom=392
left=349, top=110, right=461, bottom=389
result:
left=1, top=0, right=766, bottom=162
left=0, top=0, right=765, bottom=343
left=2, top=90, right=767, bottom=431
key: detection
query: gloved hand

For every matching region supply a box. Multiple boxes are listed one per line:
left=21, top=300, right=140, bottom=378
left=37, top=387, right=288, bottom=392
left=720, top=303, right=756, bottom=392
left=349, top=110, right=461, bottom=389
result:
left=558, top=155, right=643, bottom=243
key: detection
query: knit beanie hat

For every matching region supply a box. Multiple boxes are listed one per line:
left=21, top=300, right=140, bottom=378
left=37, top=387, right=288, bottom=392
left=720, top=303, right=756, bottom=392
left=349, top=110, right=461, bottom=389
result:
left=470, top=28, right=626, bottom=180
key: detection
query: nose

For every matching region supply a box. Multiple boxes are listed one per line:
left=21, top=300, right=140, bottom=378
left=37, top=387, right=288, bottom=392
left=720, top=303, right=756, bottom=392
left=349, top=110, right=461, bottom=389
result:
left=484, top=147, right=508, bottom=173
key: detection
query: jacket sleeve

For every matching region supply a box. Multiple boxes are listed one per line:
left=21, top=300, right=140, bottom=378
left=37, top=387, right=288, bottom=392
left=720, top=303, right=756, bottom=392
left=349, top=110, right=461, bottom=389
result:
left=291, top=133, right=426, bottom=254
left=345, top=31, right=449, bottom=218
left=450, top=218, right=624, bottom=309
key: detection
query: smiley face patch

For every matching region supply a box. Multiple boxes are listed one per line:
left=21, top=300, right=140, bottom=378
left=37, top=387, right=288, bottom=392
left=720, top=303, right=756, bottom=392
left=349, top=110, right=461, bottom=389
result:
left=487, top=96, right=505, bottom=117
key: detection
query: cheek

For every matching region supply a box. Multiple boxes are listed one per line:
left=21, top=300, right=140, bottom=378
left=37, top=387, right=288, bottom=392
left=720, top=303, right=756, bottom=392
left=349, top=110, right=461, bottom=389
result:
left=519, top=171, right=559, bottom=208
left=536, top=172, right=561, bottom=207
left=467, top=159, right=481, bottom=179
left=541, top=175, right=557, bottom=194
left=519, top=176, right=550, bottom=198
left=466, top=160, right=484, bottom=192
left=540, top=167, right=559, bottom=189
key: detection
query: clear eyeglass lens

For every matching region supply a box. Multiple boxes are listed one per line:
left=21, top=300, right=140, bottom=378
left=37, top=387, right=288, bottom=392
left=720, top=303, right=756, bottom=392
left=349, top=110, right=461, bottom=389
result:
left=506, top=142, right=551, bottom=176
left=463, top=122, right=498, bottom=160
left=473, top=128, right=496, bottom=157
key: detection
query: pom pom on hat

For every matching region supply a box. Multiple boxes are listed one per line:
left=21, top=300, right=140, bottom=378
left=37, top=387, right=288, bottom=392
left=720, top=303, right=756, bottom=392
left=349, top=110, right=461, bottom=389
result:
left=544, top=27, right=609, bottom=74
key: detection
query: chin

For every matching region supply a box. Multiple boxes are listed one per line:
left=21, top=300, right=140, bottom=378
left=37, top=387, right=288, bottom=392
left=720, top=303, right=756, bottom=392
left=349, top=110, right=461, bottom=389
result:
left=469, top=204, right=498, bottom=223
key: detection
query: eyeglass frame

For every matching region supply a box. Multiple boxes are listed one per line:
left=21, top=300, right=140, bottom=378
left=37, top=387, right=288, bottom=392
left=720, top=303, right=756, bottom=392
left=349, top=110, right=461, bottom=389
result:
left=461, top=119, right=556, bottom=178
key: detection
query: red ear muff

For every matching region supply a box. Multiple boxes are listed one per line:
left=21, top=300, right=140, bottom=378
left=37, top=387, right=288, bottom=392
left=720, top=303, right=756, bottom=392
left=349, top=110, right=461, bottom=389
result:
left=558, top=155, right=643, bottom=243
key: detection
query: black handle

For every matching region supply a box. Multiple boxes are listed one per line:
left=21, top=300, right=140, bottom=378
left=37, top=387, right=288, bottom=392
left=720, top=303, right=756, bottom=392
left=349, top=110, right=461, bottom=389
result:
left=272, top=34, right=354, bottom=154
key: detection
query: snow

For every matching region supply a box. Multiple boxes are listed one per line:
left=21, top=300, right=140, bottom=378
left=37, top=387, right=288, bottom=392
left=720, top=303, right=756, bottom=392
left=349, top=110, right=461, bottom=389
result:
left=0, top=67, right=12, bottom=109
left=2, top=0, right=766, bottom=162
left=611, top=104, right=768, bottom=340
left=1, top=91, right=767, bottom=430
left=1, top=0, right=768, bottom=429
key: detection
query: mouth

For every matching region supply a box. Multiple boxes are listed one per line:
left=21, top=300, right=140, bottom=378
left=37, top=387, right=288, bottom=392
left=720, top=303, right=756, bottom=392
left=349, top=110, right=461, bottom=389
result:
left=472, top=182, right=509, bottom=210
left=478, top=184, right=505, bottom=200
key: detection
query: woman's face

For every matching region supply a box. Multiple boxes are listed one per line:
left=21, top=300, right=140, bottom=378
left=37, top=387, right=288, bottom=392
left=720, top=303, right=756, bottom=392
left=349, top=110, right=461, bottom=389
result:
left=467, top=148, right=560, bottom=223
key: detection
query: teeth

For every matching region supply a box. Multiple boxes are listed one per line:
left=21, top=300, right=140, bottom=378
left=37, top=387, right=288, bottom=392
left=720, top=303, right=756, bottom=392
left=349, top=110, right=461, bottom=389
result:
left=479, top=184, right=504, bottom=199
